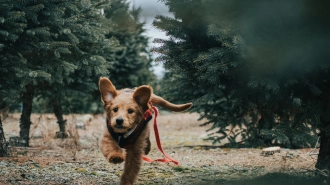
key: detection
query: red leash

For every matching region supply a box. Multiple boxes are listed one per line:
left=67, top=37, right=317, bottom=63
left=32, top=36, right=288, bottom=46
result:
left=142, top=106, right=179, bottom=165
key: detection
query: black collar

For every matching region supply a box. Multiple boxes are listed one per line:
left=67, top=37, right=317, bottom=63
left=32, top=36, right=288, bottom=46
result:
left=106, top=110, right=153, bottom=149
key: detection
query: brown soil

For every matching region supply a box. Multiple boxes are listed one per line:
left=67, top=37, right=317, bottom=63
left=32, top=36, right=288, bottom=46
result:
left=0, top=112, right=323, bottom=185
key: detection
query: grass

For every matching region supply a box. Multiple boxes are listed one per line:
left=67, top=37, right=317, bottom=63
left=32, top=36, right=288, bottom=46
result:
left=0, top=112, right=326, bottom=185
left=204, top=172, right=326, bottom=185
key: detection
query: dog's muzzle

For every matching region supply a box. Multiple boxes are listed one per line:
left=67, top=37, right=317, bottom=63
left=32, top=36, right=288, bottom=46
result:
left=116, top=117, right=124, bottom=128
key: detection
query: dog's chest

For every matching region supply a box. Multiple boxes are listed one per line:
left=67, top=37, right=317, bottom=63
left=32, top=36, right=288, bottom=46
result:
left=106, top=110, right=153, bottom=149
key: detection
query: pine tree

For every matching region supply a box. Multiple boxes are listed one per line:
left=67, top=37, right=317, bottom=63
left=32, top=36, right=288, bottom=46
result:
left=0, top=0, right=29, bottom=148
left=1, top=0, right=113, bottom=145
left=153, top=0, right=251, bottom=146
left=46, top=0, right=156, bottom=115
left=11, top=0, right=155, bottom=116
left=154, top=0, right=330, bottom=171
left=41, top=0, right=113, bottom=137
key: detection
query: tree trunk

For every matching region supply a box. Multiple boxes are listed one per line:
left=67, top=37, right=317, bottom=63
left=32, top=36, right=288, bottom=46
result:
left=0, top=117, right=9, bottom=157
left=316, top=102, right=330, bottom=172
left=316, top=129, right=330, bottom=172
left=19, top=84, right=34, bottom=147
left=53, top=95, right=68, bottom=138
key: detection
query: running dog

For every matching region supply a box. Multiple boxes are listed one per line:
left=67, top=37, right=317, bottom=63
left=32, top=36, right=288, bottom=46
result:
left=98, top=77, right=192, bottom=185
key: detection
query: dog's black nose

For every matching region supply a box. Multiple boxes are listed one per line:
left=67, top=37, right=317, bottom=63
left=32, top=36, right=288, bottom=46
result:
left=116, top=118, right=124, bottom=126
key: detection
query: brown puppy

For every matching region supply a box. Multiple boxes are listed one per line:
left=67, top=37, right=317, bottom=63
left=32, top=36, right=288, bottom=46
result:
left=98, top=77, right=192, bottom=185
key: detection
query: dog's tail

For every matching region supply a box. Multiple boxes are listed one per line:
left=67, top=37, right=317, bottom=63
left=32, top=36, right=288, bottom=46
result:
left=151, top=94, right=192, bottom=112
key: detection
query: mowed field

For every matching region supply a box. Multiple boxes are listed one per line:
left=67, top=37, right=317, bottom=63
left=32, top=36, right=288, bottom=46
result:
left=0, top=111, right=321, bottom=185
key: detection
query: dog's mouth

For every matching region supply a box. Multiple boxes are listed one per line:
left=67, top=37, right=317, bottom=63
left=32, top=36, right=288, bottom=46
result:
left=115, top=125, right=125, bottom=129
left=113, top=126, right=128, bottom=133
left=113, top=125, right=137, bottom=137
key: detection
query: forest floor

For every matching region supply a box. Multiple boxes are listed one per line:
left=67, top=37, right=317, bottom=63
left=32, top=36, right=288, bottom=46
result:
left=0, top=112, right=327, bottom=185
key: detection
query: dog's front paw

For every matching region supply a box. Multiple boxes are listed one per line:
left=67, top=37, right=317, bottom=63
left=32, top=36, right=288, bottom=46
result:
left=108, top=153, right=124, bottom=164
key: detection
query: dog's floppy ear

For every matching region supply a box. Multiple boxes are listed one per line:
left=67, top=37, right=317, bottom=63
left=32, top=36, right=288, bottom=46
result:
left=99, top=77, right=117, bottom=104
left=133, top=85, right=152, bottom=111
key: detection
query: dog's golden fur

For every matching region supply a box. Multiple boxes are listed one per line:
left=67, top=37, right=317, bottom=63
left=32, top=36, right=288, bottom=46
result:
left=98, top=77, right=192, bottom=185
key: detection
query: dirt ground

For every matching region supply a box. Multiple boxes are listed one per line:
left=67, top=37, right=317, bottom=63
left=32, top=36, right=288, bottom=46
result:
left=0, top=112, right=325, bottom=185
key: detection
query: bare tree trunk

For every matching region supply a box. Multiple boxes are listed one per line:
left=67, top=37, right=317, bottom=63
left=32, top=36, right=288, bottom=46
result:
left=53, top=95, right=68, bottom=138
left=19, top=84, right=34, bottom=147
left=316, top=102, right=330, bottom=172
left=316, top=128, right=330, bottom=171
left=0, top=117, right=9, bottom=157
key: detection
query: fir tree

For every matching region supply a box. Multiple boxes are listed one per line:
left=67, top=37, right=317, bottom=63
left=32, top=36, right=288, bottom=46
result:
left=2, top=0, right=112, bottom=145
left=48, top=0, right=156, bottom=115
left=11, top=0, right=155, bottom=116
left=0, top=0, right=29, bottom=148
left=40, top=0, right=113, bottom=137
left=153, top=0, right=250, bottom=146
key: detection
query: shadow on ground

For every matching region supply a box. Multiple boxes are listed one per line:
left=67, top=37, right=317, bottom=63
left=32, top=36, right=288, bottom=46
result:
left=200, top=173, right=325, bottom=185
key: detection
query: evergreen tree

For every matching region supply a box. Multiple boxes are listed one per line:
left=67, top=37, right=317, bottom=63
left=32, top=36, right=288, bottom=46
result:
left=35, top=0, right=156, bottom=115
left=38, top=0, right=113, bottom=137
left=1, top=0, right=112, bottom=145
left=0, top=0, right=29, bottom=148
left=12, top=0, right=155, bottom=116
left=154, top=0, right=330, bottom=171
left=153, top=0, right=251, bottom=146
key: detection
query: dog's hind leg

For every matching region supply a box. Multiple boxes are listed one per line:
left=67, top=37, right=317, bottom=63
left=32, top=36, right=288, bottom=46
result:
left=144, top=136, right=151, bottom=155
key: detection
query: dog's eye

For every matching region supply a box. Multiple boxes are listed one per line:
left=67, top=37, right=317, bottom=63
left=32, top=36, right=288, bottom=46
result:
left=113, top=108, right=118, bottom=112
left=128, top=109, right=133, bottom=114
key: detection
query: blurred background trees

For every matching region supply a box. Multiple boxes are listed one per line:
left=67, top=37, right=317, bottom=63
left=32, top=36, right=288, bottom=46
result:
left=103, top=0, right=155, bottom=89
